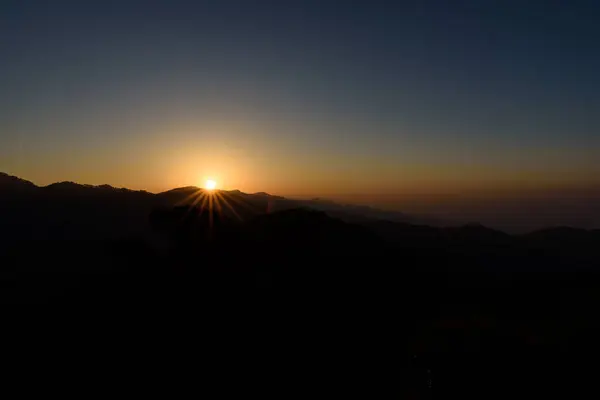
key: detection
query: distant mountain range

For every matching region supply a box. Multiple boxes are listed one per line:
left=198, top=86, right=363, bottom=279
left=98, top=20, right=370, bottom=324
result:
left=2, top=172, right=599, bottom=245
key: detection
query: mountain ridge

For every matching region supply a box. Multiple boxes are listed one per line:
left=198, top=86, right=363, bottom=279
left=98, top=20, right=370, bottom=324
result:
left=2, top=172, right=598, bottom=238
left=0, top=171, right=429, bottom=225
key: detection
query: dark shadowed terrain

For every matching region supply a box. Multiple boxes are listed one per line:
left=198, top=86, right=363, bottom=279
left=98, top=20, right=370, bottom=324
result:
left=2, top=172, right=600, bottom=396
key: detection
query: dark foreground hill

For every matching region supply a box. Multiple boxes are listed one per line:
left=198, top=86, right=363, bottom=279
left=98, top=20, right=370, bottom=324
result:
left=2, top=172, right=600, bottom=395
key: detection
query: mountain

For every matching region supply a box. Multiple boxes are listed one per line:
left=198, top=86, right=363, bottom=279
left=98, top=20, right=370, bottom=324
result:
left=0, top=172, right=36, bottom=194
left=0, top=173, right=158, bottom=242
left=3, top=170, right=600, bottom=384
left=2, top=171, right=600, bottom=272
left=1, top=172, right=598, bottom=248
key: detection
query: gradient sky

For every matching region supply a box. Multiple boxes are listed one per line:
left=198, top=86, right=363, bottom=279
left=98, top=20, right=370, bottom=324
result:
left=1, top=0, right=599, bottom=200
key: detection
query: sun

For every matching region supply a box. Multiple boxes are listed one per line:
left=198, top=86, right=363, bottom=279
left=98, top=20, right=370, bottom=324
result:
left=204, top=179, right=217, bottom=190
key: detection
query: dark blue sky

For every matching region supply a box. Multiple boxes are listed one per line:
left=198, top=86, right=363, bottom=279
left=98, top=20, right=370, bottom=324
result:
left=1, top=0, right=599, bottom=195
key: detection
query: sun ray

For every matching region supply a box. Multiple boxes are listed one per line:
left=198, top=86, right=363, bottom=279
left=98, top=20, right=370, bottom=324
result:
left=190, top=191, right=204, bottom=208
left=178, top=189, right=203, bottom=221
left=215, top=191, right=242, bottom=220
left=223, top=192, right=256, bottom=213
left=208, top=192, right=214, bottom=231
left=173, top=185, right=250, bottom=236
left=176, top=188, right=203, bottom=207
left=198, top=191, right=209, bottom=217
left=213, top=192, right=224, bottom=215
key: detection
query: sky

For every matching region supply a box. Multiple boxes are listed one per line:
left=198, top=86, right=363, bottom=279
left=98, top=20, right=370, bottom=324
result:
left=1, top=0, right=599, bottom=203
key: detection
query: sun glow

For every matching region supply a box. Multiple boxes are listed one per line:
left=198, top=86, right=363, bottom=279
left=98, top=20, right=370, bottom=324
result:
left=205, top=179, right=217, bottom=190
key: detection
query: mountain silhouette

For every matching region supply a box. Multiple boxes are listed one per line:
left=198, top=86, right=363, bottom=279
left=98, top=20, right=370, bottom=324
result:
left=0, top=172, right=36, bottom=194
left=0, top=172, right=432, bottom=241
left=2, top=170, right=600, bottom=389
left=1, top=172, right=599, bottom=251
